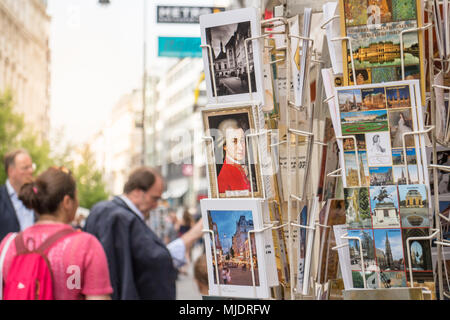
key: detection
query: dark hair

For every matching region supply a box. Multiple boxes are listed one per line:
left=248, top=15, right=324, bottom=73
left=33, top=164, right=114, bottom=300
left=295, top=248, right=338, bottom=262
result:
left=123, top=167, right=160, bottom=194
left=19, top=167, right=76, bottom=215
left=182, top=209, right=192, bottom=226
left=4, top=148, right=30, bottom=174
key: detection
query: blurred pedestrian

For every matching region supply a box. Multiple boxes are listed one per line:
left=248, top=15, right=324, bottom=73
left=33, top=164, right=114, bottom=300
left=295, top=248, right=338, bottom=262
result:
left=178, top=209, right=194, bottom=274
left=178, top=209, right=193, bottom=237
left=85, top=167, right=204, bottom=300
left=193, top=253, right=208, bottom=296
left=0, top=149, right=36, bottom=241
left=222, top=268, right=228, bottom=284
left=0, top=167, right=112, bottom=300
left=164, top=208, right=179, bottom=245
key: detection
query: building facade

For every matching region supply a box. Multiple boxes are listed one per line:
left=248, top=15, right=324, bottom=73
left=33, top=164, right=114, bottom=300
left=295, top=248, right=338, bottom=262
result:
left=153, top=57, right=208, bottom=209
left=91, top=89, right=144, bottom=195
left=0, top=0, right=51, bottom=140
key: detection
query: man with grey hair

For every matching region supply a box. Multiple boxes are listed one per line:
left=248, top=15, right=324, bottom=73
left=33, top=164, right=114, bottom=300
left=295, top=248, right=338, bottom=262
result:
left=0, top=148, right=35, bottom=241
left=85, top=166, right=203, bottom=300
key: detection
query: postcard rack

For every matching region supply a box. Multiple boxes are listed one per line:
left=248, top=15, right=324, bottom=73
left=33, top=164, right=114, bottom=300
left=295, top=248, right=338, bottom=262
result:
left=425, top=0, right=450, bottom=300
left=199, top=1, right=450, bottom=300
left=319, top=0, right=450, bottom=299
left=199, top=11, right=325, bottom=300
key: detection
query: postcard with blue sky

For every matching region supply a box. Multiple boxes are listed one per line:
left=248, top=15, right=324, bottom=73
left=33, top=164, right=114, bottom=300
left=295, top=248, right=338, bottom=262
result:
left=392, top=148, right=417, bottom=166
left=373, top=228, right=405, bottom=271
left=370, top=185, right=400, bottom=228
left=348, top=229, right=377, bottom=271
left=338, top=89, right=363, bottom=112
left=398, top=184, right=429, bottom=228
left=369, top=166, right=394, bottom=186
left=208, top=209, right=254, bottom=256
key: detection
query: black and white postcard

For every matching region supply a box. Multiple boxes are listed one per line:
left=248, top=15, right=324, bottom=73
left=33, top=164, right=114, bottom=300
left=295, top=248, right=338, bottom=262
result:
left=200, top=8, right=264, bottom=105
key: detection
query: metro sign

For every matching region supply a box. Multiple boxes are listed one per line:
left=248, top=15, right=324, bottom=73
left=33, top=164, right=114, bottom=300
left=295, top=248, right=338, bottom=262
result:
left=157, top=5, right=225, bottom=24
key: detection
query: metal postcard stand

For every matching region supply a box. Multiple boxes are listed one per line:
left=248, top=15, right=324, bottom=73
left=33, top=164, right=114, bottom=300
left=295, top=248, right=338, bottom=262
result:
left=198, top=13, right=324, bottom=300
left=199, top=17, right=292, bottom=299
left=199, top=3, right=450, bottom=299
left=331, top=233, right=367, bottom=288
left=424, top=0, right=450, bottom=300
left=322, top=3, right=449, bottom=299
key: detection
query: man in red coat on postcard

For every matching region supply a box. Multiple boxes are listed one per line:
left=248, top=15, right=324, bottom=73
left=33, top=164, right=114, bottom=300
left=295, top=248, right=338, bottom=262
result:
left=217, top=119, right=251, bottom=194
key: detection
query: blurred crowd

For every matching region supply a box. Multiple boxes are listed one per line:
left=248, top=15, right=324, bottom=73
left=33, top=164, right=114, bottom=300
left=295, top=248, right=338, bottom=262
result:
left=0, top=148, right=208, bottom=300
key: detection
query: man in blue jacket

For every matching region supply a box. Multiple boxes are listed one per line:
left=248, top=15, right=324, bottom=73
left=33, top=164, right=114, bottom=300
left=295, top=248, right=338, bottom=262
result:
left=85, top=167, right=203, bottom=300
left=0, top=149, right=35, bottom=241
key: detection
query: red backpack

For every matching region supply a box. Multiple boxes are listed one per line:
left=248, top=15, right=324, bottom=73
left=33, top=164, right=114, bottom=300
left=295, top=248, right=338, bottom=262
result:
left=2, top=228, right=76, bottom=300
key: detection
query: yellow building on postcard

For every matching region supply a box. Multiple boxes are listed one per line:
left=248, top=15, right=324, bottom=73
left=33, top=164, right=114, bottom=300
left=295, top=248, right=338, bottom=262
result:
left=354, top=41, right=401, bottom=64
left=388, top=88, right=410, bottom=108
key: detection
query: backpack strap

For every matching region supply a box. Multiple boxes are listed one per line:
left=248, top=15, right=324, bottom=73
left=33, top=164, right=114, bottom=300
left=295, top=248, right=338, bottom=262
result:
left=35, top=228, right=78, bottom=254
left=15, top=228, right=78, bottom=256
left=14, top=232, right=29, bottom=255
left=0, top=233, right=18, bottom=300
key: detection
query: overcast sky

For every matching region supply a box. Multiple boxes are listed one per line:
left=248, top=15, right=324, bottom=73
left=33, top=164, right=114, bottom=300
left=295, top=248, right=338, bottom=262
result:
left=47, top=0, right=223, bottom=147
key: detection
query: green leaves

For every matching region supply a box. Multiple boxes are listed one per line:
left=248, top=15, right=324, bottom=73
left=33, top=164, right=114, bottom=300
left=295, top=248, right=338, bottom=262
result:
left=0, top=90, right=109, bottom=209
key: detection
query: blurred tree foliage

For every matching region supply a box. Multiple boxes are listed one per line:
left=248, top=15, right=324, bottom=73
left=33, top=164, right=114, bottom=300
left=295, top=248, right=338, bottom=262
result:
left=0, top=90, right=109, bottom=209
left=71, top=144, right=109, bottom=209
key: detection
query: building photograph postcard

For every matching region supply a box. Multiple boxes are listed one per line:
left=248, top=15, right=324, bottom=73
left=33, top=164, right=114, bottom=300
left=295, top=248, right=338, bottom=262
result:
left=200, top=8, right=264, bottom=104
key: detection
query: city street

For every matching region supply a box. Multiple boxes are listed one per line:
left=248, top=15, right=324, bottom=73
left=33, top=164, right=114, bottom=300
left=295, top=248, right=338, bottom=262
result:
left=216, top=266, right=260, bottom=286
left=219, top=77, right=248, bottom=94
left=176, top=244, right=203, bottom=300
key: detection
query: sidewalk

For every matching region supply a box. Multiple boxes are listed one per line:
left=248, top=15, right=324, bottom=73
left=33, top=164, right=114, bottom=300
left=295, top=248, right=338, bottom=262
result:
left=176, top=244, right=204, bottom=300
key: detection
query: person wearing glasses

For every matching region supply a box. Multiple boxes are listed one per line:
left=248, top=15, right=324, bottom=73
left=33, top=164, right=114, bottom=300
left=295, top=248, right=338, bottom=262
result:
left=0, top=149, right=36, bottom=241
left=85, top=167, right=204, bottom=300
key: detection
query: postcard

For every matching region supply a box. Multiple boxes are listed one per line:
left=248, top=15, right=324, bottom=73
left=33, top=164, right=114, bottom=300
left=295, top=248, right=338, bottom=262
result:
left=388, top=108, right=416, bottom=148
left=340, top=109, right=389, bottom=135
left=343, top=134, right=366, bottom=151
left=279, top=142, right=309, bottom=202
left=426, top=146, right=450, bottom=198
left=323, top=2, right=343, bottom=74
left=369, top=166, right=394, bottom=186
left=392, top=164, right=419, bottom=185
left=200, top=8, right=265, bottom=104
left=201, top=199, right=277, bottom=299
left=344, top=187, right=372, bottom=229
left=268, top=201, right=289, bottom=286
left=398, top=184, right=430, bottom=228
left=385, top=85, right=412, bottom=109
left=344, top=150, right=370, bottom=187
left=361, top=87, right=387, bottom=110
left=333, top=224, right=353, bottom=289
left=348, top=229, right=377, bottom=272
left=379, top=271, right=407, bottom=288
left=392, top=147, right=417, bottom=166
left=349, top=69, right=372, bottom=85
left=352, top=271, right=379, bottom=289
left=338, top=88, right=362, bottom=113
left=370, top=186, right=400, bottom=228
left=373, top=228, right=405, bottom=271
left=289, top=8, right=312, bottom=108
left=317, top=199, right=346, bottom=284
left=366, top=131, right=393, bottom=166
left=202, top=104, right=264, bottom=198
left=437, top=201, right=450, bottom=241
left=339, top=0, right=426, bottom=105
left=401, top=228, right=433, bottom=273
left=262, top=39, right=275, bottom=113
left=318, top=138, right=340, bottom=202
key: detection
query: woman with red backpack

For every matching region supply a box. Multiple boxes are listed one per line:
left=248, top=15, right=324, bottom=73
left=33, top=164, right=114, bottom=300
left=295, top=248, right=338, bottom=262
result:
left=0, top=167, right=113, bottom=300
